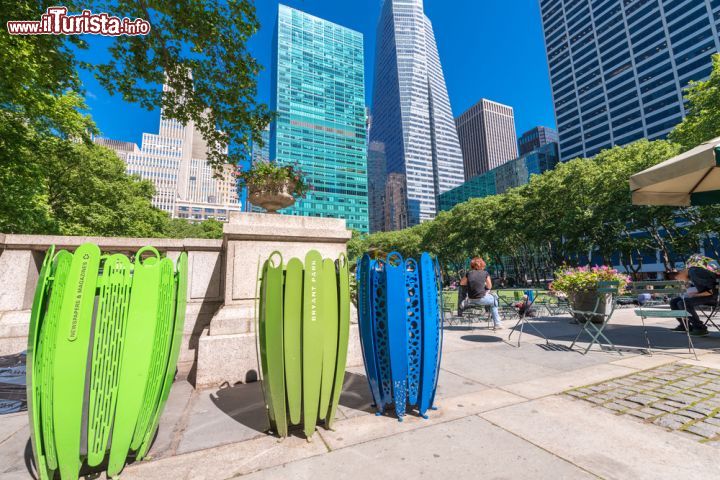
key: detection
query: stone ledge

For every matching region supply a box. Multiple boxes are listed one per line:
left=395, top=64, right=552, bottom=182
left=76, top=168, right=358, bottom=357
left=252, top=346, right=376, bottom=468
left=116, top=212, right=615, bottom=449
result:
left=223, top=213, right=351, bottom=243
left=0, top=234, right=222, bottom=252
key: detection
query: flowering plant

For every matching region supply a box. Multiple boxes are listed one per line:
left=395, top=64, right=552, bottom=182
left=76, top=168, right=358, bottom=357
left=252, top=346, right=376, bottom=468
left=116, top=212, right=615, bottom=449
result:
left=686, top=254, right=719, bottom=273
left=237, top=160, right=311, bottom=199
left=551, top=265, right=631, bottom=295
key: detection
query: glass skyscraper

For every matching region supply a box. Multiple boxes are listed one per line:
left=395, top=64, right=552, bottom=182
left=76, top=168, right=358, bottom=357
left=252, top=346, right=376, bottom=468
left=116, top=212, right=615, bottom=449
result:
left=438, top=142, right=560, bottom=211
left=270, top=5, right=369, bottom=232
left=540, top=0, right=720, bottom=162
left=369, top=0, right=465, bottom=228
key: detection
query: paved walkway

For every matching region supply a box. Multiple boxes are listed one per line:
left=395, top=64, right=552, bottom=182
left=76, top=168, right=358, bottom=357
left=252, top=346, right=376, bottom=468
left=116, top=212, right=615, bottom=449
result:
left=2, top=310, right=720, bottom=479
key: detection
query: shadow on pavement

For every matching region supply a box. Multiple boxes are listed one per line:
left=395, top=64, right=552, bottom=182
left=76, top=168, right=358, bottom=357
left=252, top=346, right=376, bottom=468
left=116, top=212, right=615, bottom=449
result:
left=460, top=335, right=503, bottom=343
left=209, top=381, right=269, bottom=434
left=339, top=371, right=374, bottom=415
left=505, top=314, right=720, bottom=355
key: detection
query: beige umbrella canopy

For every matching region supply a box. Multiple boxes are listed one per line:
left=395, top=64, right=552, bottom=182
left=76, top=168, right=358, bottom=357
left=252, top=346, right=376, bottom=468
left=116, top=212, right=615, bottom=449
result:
left=630, top=136, right=720, bottom=206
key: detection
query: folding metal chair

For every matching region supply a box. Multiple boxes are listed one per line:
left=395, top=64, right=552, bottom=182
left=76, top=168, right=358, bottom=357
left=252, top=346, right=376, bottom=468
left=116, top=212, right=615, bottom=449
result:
left=699, top=279, right=720, bottom=332
left=504, top=289, right=549, bottom=347
left=633, top=281, right=698, bottom=360
left=545, top=296, right=571, bottom=316
left=441, top=290, right=461, bottom=326
left=569, top=281, right=621, bottom=355
left=454, top=286, right=493, bottom=328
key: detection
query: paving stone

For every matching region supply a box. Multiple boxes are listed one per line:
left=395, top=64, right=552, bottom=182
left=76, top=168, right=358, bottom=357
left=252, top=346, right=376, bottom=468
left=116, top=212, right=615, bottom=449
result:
left=653, top=414, right=687, bottom=430
left=605, top=402, right=629, bottom=412
left=567, top=390, right=587, bottom=398
left=639, top=407, right=664, bottom=417
left=666, top=400, right=691, bottom=409
left=676, top=409, right=707, bottom=420
left=687, top=405, right=716, bottom=416
left=614, top=399, right=641, bottom=410
left=654, top=402, right=679, bottom=413
left=640, top=381, right=664, bottom=389
left=614, top=388, right=636, bottom=397
left=626, top=410, right=656, bottom=420
left=585, top=396, right=608, bottom=405
left=704, top=417, right=720, bottom=427
left=684, top=422, right=720, bottom=439
left=626, top=394, right=658, bottom=406
left=669, top=394, right=699, bottom=405
left=692, top=388, right=715, bottom=396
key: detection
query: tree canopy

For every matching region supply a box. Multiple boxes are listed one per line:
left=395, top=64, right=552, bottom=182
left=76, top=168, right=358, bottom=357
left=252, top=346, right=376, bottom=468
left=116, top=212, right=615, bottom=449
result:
left=1, top=1, right=266, bottom=238
left=2, top=0, right=272, bottom=171
left=353, top=54, right=720, bottom=282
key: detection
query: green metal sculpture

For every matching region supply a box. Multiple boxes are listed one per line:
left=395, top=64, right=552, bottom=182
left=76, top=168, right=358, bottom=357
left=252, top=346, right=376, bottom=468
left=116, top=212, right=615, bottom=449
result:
left=257, top=250, right=350, bottom=440
left=27, top=243, right=188, bottom=480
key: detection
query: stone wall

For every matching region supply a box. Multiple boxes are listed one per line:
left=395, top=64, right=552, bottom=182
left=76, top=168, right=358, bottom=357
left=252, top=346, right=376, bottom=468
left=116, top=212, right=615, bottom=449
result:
left=0, top=216, right=362, bottom=388
left=0, top=234, right=224, bottom=380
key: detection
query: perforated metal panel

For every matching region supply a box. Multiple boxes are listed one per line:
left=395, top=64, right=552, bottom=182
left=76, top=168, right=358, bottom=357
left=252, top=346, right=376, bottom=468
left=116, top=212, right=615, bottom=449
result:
left=131, top=259, right=176, bottom=449
left=371, top=260, right=393, bottom=406
left=39, top=251, right=73, bottom=470
left=405, top=259, right=421, bottom=407
left=87, top=255, right=132, bottom=465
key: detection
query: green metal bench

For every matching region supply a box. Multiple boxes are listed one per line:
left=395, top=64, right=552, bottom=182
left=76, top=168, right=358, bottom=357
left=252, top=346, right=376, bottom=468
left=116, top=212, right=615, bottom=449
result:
left=569, top=281, right=621, bottom=355
left=633, top=281, right=698, bottom=360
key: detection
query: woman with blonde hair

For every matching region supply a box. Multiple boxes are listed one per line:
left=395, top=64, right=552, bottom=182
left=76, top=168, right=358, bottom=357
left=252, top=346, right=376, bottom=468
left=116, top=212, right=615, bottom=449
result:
left=459, top=257, right=502, bottom=329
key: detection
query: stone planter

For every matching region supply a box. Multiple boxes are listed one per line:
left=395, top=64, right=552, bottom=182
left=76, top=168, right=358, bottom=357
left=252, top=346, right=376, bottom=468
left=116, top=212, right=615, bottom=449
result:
left=248, top=181, right=296, bottom=213
left=569, top=291, right=612, bottom=324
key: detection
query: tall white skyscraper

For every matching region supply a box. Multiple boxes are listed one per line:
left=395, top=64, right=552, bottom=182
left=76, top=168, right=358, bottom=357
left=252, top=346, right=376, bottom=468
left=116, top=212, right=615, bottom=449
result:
left=540, top=0, right=720, bottom=161
left=96, top=102, right=241, bottom=222
left=455, top=99, right=518, bottom=179
left=369, top=0, right=465, bottom=228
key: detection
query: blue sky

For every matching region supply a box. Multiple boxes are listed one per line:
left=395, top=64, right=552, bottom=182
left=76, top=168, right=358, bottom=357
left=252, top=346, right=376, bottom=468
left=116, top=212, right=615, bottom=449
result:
left=81, top=0, right=555, bottom=146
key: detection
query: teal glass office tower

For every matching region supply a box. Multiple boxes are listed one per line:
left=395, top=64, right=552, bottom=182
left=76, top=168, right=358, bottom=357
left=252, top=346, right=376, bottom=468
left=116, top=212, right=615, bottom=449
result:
left=270, top=5, right=369, bottom=232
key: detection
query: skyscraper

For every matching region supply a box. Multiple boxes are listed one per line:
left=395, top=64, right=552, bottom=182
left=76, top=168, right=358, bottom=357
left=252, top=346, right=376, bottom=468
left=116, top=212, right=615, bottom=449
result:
left=369, top=0, right=465, bottom=227
left=95, top=101, right=241, bottom=222
left=518, top=126, right=559, bottom=156
left=437, top=141, right=560, bottom=211
left=367, top=141, right=388, bottom=233
left=252, top=126, right=270, bottom=165
left=270, top=4, right=369, bottom=232
left=540, top=0, right=720, bottom=161
left=455, top=99, right=518, bottom=179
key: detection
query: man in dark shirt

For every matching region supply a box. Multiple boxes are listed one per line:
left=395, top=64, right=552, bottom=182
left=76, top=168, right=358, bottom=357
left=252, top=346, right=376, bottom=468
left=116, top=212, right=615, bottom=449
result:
left=670, top=266, right=718, bottom=336
left=459, top=257, right=502, bottom=329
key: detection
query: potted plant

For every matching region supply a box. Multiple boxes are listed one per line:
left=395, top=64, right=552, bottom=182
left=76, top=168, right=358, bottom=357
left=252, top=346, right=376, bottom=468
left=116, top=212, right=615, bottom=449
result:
left=238, top=161, right=311, bottom=213
left=551, top=266, right=630, bottom=323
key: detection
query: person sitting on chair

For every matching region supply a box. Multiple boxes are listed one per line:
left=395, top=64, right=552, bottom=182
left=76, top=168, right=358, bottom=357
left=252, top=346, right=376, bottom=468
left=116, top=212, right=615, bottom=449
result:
left=669, top=255, right=719, bottom=336
left=514, top=291, right=536, bottom=317
left=459, top=257, right=502, bottom=329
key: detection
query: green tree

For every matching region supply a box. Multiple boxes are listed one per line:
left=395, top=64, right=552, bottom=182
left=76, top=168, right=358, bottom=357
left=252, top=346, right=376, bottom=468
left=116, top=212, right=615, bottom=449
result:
left=669, top=54, right=720, bottom=149
left=2, top=1, right=272, bottom=171
left=164, top=218, right=224, bottom=239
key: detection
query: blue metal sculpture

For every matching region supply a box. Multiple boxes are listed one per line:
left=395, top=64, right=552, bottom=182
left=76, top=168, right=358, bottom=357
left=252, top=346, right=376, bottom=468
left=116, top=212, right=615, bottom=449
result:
left=356, top=252, right=444, bottom=421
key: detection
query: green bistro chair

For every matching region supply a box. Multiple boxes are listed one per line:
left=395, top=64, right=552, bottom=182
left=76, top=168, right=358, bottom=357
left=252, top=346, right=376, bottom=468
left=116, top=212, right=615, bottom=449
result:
left=441, top=290, right=461, bottom=326
left=545, top=295, right=572, bottom=316
left=633, top=281, right=699, bottom=360
left=502, top=289, right=550, bottom=347
left=697, top=279, right=720, bottom=332
left=569, top=281, right=621, bottom=355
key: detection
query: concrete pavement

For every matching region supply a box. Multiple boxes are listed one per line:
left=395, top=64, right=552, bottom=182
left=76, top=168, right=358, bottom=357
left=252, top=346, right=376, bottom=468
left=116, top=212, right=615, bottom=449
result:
left=2, top=309, right=720, bottom=479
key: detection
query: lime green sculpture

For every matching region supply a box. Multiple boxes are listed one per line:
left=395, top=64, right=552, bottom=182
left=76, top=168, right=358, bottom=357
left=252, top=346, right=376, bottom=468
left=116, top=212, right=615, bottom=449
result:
left=27, top=243, right=188, bottom=480
left=258, top=250, right=350, bottom=440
